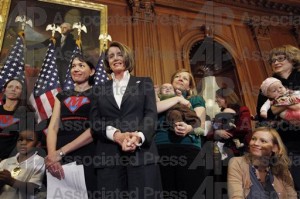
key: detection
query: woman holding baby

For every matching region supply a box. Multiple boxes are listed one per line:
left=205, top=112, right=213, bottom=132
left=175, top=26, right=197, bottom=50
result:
left=256, top=45, right=300, bottom=194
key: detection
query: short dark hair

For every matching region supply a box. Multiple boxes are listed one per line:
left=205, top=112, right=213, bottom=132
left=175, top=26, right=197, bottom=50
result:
left=103, top=41, right=134, bottom=74
left=70, top=54, right=95, bottom=85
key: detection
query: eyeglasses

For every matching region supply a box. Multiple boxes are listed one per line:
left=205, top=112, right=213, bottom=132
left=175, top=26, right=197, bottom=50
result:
left=269, top=56, right=286, bottom=64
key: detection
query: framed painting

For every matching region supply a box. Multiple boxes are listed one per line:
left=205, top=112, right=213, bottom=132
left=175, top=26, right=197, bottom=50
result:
left=0, top=0, right=108, bottom=68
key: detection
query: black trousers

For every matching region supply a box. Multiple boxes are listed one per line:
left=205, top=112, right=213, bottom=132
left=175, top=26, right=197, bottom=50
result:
left=96, top=164, right=162, bottom=199
left=157, top=145, right=206, bottom=199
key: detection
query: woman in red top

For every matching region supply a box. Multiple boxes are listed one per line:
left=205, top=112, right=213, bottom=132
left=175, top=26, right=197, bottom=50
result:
left=212, top=87, right=252, bottom=191
left=214, top=87, right=252, bottom=156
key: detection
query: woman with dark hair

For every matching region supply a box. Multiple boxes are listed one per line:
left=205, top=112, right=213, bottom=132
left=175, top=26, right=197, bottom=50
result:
left=256, top=45, right=300, bottom=192
left=46, top=54, right=97, bottom=197
left=228, top=127, right=297, bottom=199
left=214, top=87, right=252, bottom=157
left=90, top=41, right=161, bottom=198
left=0, top=78, right=35, bottom=161
left=212, top=87, right=252, bottom=190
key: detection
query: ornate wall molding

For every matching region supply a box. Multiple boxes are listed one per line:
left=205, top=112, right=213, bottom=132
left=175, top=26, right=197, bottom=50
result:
left=128, top=0, right=155, bottom=22
left=214, top=0, right=300, bottom=14
left=245, top=18, right=270, bottom=39
left=292, top=25, right=300, bottom=46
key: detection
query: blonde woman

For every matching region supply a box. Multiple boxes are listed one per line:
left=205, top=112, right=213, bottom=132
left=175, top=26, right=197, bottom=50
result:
left=228, top=127, right=297, bottom=199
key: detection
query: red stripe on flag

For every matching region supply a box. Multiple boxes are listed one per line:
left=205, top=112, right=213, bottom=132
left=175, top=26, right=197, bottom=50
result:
left=46, top=90, right=55, bottom=108
left=34, top=96, right=48, bottom=121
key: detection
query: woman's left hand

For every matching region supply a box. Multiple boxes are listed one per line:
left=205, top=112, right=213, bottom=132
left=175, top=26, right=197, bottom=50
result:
left=215, top=129, right=233, bottom=139
left=45, top=151, right=62, bottom=168
left=174, top=122, right=193, bottom=136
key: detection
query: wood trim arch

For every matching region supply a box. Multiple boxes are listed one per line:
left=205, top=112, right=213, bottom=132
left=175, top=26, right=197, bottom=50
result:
left=178, top=29, right=255, bottom=111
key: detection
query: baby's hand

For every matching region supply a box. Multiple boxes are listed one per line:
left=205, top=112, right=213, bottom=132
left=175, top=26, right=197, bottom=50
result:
left=290, top=95, right=299, bottom=104
left=260, top=110, right=268, bottom=119
left=175, top=89, right=183, bottom=97
left=178, top=97, right=191, bottom=108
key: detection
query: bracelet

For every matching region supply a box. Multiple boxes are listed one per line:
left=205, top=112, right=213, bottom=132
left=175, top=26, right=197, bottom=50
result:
left=58, top=148, right=65, bottom=157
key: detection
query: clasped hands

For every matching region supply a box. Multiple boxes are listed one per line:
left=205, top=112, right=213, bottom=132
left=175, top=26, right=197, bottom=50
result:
left=114, top=131, right=142, bottom=152
left=45, top=151, right=64, bottom=180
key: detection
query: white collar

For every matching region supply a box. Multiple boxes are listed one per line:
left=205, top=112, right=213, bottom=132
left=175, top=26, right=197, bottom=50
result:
left=111, top=70, right=130, bottom=82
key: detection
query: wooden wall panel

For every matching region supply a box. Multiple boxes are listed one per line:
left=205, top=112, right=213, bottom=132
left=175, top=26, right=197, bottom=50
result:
left=154, top=14, right=178, bottom=85
left=269, top=26, right=298, bottom=48
left=104, top=2, right=131, bottom=47
left=95, top=0, right=299, bottom=116
left=232, top=25, right=267, bottom=113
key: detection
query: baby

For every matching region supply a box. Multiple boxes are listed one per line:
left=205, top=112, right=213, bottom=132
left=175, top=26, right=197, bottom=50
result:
left=213, top=111, right=245, bottom=160
left=260, top=77, right=300, bottom=121
left=157, top=83, right=203, bottom=136
left=0, top=129, right=45, bottom=199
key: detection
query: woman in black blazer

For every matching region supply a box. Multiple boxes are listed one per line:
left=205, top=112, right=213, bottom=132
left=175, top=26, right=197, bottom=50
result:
left=90, top=41, right=162, bottom=198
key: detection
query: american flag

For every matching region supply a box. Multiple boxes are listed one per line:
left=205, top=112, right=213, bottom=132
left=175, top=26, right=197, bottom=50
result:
left=94, top=51, right=109, bottom=85
left=62, top=45, right=82, bottom=91
left=29, top=40, right=61, bottom=123
left=0, top=35, right=25, bottom=91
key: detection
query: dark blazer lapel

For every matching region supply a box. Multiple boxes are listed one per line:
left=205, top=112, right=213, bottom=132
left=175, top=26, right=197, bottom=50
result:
left=104, top=80, right=119, bottom=109
left=121, top=76, right=139, bottom=106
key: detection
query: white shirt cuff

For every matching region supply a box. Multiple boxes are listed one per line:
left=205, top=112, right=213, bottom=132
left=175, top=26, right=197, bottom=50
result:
left=106, top=126, right=118, bottom=141
left=106, top=126, right=145, bottom=146
left=136, top=132, right=145, bottom=146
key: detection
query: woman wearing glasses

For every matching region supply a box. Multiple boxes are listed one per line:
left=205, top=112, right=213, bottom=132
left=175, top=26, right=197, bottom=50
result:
left=256, top=45, right=300, bottom=194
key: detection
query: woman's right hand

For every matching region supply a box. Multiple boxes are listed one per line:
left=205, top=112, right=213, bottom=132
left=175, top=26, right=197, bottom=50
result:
left=47, top=161, right=65, bottom=180
left=215, top=129, right=233, bottom=139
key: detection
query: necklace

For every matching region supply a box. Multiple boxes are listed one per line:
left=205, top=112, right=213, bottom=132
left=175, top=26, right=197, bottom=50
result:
left=251, top=164, right=270, bottom=186
left=74, top=86, right=92, bottom=93
left=3, top=103, right=15, bottom=111
left=74, top=86, right=92, bottom=96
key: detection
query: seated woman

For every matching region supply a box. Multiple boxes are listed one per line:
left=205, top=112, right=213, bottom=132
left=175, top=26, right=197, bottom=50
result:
left=228, top=127, right=297, bottom=199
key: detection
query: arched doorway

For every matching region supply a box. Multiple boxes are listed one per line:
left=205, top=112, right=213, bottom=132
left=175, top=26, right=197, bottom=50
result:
left=189, top=37, right=242, bottom=118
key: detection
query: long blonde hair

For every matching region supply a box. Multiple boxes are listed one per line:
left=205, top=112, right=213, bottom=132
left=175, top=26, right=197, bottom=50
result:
left=246, top=127, right=293, bottom=185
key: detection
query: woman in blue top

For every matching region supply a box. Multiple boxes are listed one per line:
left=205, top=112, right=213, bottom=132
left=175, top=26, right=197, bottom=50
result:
left=155, top=69, right=206, bottom=199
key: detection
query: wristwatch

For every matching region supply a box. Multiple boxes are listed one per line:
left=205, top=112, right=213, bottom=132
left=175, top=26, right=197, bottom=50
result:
left=59, top=148, right=65, bottom=157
